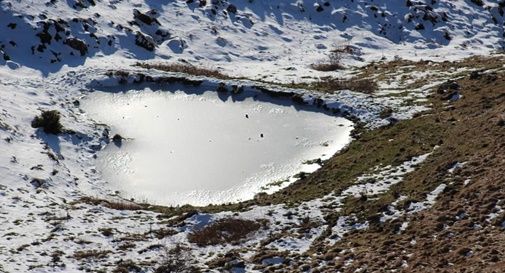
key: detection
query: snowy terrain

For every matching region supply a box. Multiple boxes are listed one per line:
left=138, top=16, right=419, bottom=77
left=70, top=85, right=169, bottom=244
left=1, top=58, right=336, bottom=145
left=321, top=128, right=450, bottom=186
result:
left=1, top=0, right=504, bottom=81
left=0, top=0, right=503, bottom=272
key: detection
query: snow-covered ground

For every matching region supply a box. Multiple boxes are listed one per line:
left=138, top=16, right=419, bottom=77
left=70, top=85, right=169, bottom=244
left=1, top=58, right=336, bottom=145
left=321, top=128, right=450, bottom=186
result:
left=82, top=88, right=353, bottom=206
left=0, top=0, right=501, bottom=271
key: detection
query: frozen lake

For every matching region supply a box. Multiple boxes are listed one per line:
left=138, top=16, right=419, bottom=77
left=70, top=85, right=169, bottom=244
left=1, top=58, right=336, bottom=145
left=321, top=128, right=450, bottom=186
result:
left=82, top=88, right=353, bottom=206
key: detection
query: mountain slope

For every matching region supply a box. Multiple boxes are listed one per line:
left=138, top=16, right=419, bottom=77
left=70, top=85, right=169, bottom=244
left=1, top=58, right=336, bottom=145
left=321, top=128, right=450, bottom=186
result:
left=1, top=0, right=504, bottom=79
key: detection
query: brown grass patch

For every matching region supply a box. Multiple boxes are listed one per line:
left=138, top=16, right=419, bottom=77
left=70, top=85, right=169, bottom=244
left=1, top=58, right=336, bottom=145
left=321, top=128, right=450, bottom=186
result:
left=303, top=56, right=505, bottom=272
left=73, top=249, right=111, bottom=260
left=188, top=218, right=263, bottom=246
left=310, top=62, right=344, bottom=72
left=286, top=76, right=378, bottom=94
left=135, top=62, right=231, bottom=79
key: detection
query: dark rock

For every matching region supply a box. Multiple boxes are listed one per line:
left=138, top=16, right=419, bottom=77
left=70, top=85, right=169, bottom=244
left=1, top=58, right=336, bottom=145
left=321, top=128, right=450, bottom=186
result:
left=387, top=117, right=399, bottom=125
left=112, top=134, right=123, bottom=147
left=231, top=85, right=243, bottom=94
left=217, top=82, right=228, bottom=92
left=30, top=178, right=48, bottom=188
left=112, top=134, right=123, bottom=142
left=37, top=31, right=52, bottom=44
left=71, top=0, right=95, bottom=9
left=437, top=80, right=459, bottom=94
left=443, top=91, right=461, bottom=101
left=133, top=9, right=160, bottom=25
left=65, top=38, right=88, bottom=56
left=135, top=32, right=156, bottom=51
left=226, top=4, right=237, bottom=14
left=470, top=70, right=483, bottom=80
left=291, top=94, right=305, bottom=104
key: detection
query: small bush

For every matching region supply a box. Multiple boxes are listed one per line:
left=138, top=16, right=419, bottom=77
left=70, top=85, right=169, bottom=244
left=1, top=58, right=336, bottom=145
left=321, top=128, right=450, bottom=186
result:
left=311, top=51, right=344, bottom=71
left=188, top=218, right=262, bottom=246
left=154, top=245, right=196, bottom=273
left=31, top=110, right=63, bottom=134
left=311, top=46, right=358, bottom=71
left=311, top=62, right=343, bottom=71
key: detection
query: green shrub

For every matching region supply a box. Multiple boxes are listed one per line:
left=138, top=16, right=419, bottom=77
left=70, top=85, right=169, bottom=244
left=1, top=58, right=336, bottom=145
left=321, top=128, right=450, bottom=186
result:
left=31, top=110, right=63, bottom=134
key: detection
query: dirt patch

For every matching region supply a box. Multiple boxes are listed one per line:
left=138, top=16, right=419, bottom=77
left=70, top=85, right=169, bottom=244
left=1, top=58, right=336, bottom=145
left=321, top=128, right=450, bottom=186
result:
left=188, top=218, right=264, bottom=246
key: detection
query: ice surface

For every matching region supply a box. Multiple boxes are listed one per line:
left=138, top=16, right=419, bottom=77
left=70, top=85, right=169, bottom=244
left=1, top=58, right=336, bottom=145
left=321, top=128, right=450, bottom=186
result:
left=82, top=88, right=353, bottom=206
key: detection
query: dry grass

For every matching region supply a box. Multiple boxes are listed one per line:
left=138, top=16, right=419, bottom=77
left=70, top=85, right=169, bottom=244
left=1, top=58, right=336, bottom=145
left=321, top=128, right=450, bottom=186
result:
left=311, top=45, right=358, bottom=71
left=188, top=218, right=263, bottom=246
left=135, top=62, right=231, bottom=79
left=308, top=57, right=505, bottom=272
left=154, top=245, right=196, bottom=273
left=75, top=196, right=143, bottom=210
left=286, top=76, right=378, bottom=94
left=73, top=249, right=111, bottom=260
left=310, top=62, right=344, bottom=72
left=311, top=51, right=344, bottom=71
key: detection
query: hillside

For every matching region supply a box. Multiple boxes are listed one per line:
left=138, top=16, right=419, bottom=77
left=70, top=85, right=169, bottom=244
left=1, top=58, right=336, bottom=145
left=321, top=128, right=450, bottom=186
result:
left=1, top=0, right=504, bottom=79
left=0, top=0, right=504, bottom=272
